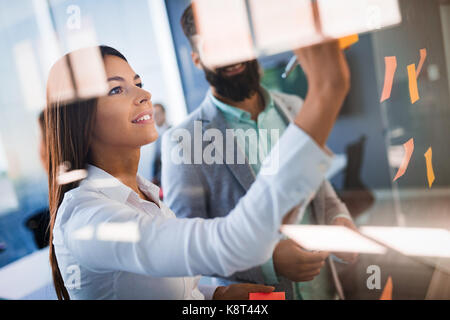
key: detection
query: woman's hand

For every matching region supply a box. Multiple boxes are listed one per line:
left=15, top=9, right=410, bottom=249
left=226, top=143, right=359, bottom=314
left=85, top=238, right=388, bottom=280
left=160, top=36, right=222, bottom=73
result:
left=293, top=39, right=350, bottom=93
left=292, top=40, right=351, bottom=148
left=212, top=283, right=275, bottom=300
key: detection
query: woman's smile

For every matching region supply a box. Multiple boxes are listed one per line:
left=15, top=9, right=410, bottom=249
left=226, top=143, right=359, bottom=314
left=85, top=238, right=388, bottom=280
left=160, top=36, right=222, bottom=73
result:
left=131, top=109, right=154, bottom=125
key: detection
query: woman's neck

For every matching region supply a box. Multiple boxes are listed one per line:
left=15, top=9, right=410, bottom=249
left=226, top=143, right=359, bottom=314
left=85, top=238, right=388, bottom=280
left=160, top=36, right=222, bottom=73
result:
left=90, top=143, right=143, bottom=197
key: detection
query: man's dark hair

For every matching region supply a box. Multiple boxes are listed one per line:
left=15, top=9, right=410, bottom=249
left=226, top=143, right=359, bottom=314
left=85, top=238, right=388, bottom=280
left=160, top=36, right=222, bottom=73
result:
left=180, top=4, right=197, bottom=50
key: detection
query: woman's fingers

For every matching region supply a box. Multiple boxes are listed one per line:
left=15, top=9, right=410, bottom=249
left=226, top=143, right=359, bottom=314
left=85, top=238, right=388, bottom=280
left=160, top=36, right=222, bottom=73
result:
left=241, top=284, right=275, bottom=293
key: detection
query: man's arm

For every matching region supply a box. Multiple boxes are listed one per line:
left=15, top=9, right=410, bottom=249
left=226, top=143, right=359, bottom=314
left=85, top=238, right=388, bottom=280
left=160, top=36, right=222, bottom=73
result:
left=319, top=180, right=359, bottom=264
left=322, top=180, right=353, bottom=224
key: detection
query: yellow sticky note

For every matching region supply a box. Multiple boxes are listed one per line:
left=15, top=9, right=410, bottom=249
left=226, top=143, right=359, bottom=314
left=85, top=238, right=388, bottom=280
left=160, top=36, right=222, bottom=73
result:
left=339, top=34, right=359, bottom=49
left=424, top=147, right=435, bottom=188
left=408, top=64, right=420, bottom=104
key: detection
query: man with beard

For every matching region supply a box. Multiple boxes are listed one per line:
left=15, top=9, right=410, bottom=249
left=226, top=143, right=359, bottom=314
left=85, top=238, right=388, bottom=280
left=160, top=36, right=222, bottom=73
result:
left=161, top=4, right=357, bottom=300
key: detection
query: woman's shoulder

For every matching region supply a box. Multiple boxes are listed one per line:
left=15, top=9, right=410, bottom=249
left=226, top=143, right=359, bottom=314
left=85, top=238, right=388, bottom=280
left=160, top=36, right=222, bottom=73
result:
left=62, top=181, right=106, bottom=205
left=56, top=183, right=108, bottom=226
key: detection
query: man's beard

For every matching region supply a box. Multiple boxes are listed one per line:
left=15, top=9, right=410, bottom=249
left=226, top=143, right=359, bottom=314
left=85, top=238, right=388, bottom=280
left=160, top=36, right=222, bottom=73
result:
left=203, top=60, right=261, bottom=102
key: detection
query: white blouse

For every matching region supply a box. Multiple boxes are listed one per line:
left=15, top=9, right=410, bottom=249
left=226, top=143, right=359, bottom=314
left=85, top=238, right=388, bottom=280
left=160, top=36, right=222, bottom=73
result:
left=52, top=124, right=332, bottom=299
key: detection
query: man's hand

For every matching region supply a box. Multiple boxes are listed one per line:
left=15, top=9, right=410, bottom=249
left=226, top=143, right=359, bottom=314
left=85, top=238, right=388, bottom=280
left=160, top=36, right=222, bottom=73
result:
left=332, top=217, right=359, bottom=264
left=213, top=283, right=275, bottom=300
left=273, top=239, right=329, bottom=282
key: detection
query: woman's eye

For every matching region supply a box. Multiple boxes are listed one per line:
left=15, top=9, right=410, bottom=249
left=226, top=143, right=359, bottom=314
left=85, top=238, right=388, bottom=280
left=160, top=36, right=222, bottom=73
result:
left=108, top=86, right=123, bottom=96
left=136, top=83, right=143, bottom=88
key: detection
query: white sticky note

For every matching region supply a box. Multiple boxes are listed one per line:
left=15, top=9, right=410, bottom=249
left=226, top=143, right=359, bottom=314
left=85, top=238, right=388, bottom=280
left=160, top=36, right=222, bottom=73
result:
left=280, top=225, right=387, bottom=254
left=360, top=227, right=450, bottom=258
left=317, top=0, right=402, bottom=38
left=194, top=0, right=255, bottom=68
left=249, top=0, right=321, bottom=55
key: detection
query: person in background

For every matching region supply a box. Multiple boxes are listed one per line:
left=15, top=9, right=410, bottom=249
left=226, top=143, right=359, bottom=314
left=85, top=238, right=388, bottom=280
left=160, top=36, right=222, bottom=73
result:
left=150, top=103, right=170, bottom=189
left=24, top=110, right=50, bottom=249
left=46, top=42, right=350, bottom=300
left=161, top=4, right=357, bottom=300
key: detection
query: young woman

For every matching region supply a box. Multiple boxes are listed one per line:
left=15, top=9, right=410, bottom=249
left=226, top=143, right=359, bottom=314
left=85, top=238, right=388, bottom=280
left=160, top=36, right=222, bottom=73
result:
left=46, top=44, right=349, bottom=300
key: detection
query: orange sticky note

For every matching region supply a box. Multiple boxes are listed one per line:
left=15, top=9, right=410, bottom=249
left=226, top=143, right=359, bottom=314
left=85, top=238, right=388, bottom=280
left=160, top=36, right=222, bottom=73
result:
left=339, top=34, right=359, bottom=50
left=249, top=292, right=285, bottom=300
left=380, top=276, right=393, bottom=300
left=408, top=64, right=420, bottom=104
left=393, top=138, right=414, bottom=182
left=416, top=48, right=427, bottom=78
left=424, top=147, right=435, bottom=188
left=380, top=56, right=397, bottom=103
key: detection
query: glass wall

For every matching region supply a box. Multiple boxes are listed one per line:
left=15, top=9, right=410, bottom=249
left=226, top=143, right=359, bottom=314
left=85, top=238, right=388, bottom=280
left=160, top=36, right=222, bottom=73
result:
left=167, top=0, right=450, bottom=300
left=0, top=0, right=448, bottom=300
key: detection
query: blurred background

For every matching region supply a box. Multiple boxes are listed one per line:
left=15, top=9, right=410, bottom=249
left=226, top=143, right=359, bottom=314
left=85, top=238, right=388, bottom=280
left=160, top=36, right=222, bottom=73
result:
left=0, top=0, right=449, bottom=300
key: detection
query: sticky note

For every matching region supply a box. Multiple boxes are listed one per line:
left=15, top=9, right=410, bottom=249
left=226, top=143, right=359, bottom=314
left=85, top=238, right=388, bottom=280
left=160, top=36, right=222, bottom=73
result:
left=380, top=56, right=397, bottom=103
left=249, top=0, right=320, bottom=55
left=249, top=292, right=286, bottom=300
left=424, top=147, right=435, bottom=188
left=194, top=0, right=401, bottom=67
left=194, top=0, right=255, bottom=67
left=416, top=48, right=427, bottom=78
left=408, top=64, right=420, bottom=104
left=317, top=0, right=402, bottom=38
left=280, top=225, right=386, bottom=254
left=360, top=226, right=450, bottom=258
left=380, top=276, right=393, bottom=300
left=339, top=34, right=359, bottom=50
left=56, top=169, right=88, bottom=185
left=393, top=138, right=414, bottom=182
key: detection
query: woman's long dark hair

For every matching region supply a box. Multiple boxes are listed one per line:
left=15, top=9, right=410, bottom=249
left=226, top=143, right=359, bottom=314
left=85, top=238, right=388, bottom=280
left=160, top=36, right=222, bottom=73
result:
left=45, top=45, right=127, bottom=300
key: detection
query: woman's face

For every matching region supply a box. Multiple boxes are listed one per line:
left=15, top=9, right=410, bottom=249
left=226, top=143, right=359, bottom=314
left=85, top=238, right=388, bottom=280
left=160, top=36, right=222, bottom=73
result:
left=92, top=55, right=158, bottom=150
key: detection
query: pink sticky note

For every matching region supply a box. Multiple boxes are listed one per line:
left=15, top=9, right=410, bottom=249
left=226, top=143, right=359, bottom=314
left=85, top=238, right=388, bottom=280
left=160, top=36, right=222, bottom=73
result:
left=380, top=56, right=397, bottom=103
left=393, top=138, right=414, bottom=182
left=249, top=292, right=285, bottom=300
left=416, top=48, right=427, bottom=78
